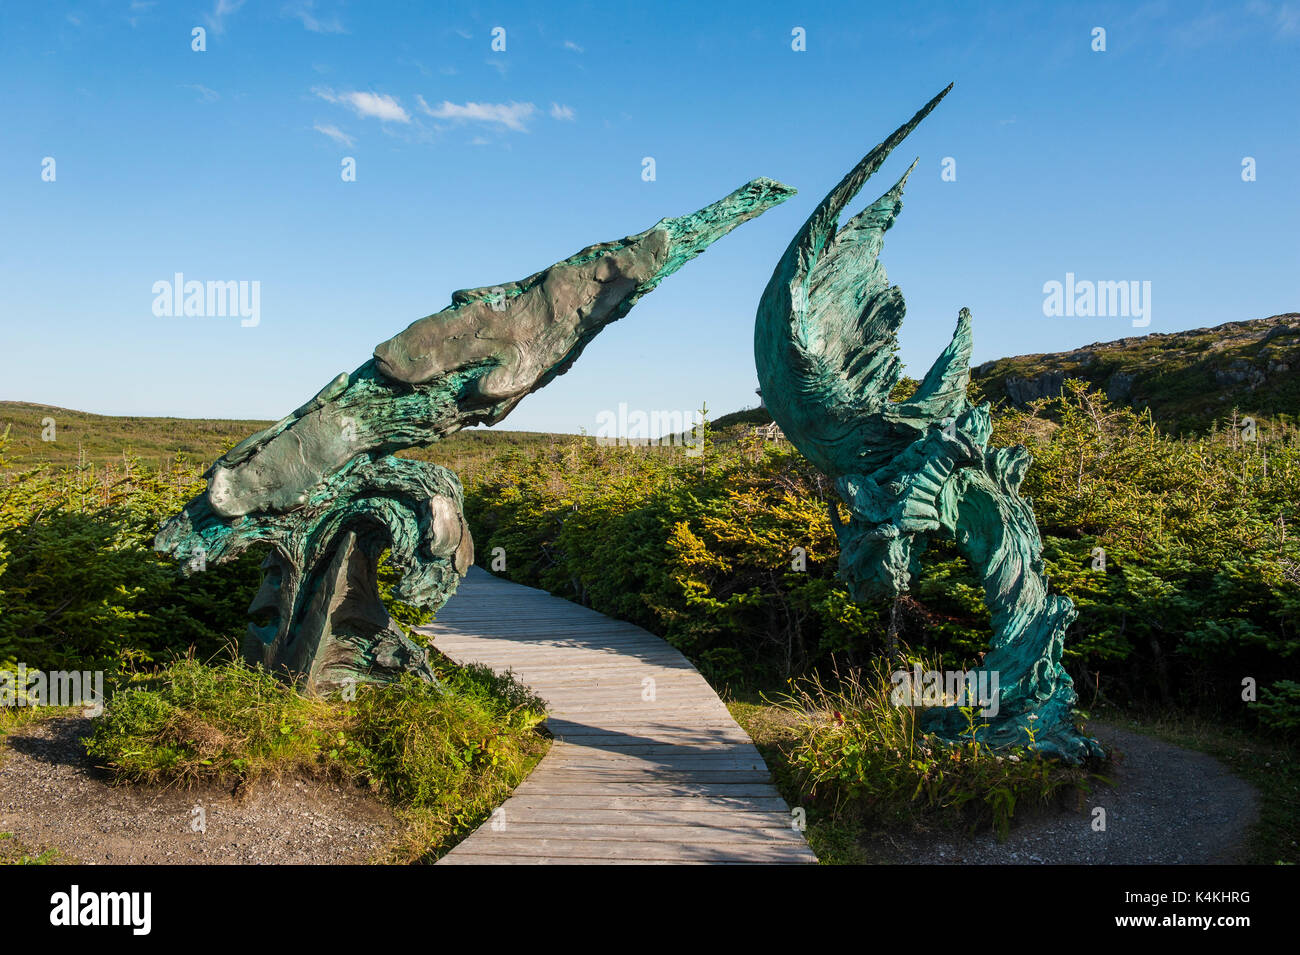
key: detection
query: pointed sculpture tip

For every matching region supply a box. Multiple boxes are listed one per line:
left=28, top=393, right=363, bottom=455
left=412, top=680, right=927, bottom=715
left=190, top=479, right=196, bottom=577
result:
left=803, top=85, right=956, bottom=232
left=908, top=82, right=955, bottom=130
left=898, top=157, right=921, bottom=189
left=747, top=175, right=799, bottom=201
left=956, top=306, right=974, bottom=342
left=661, top=175, right=797, bottom=253
left=717, top=175, right=798, bottom=215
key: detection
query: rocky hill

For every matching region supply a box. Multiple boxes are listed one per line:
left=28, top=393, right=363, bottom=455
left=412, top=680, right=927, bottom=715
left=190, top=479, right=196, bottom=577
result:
left=971, top=313, right=1300, bottom=432
left=722, top=313, right=1299, bottom=435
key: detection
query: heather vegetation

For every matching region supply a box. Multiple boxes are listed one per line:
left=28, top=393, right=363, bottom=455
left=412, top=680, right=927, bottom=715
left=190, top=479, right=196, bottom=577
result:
left=465, top=382, right=1300, bottom=730
left=0, top=400, right=555, bottom=475
left=0, top=425, right=550, bottom=861
left=459, top=380, right=1299, bottom=860
left=970, top=313, right=1300, bottom=434
left=84, top=657, right=547, bottom=862
left=0, top=369, right=1295, bottom=861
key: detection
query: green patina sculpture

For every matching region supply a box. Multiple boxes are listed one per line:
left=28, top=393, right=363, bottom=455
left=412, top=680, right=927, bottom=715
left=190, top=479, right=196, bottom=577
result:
left=754, top=86, right=1103, bottom=762
left=157, top=177, right=795, bottom=692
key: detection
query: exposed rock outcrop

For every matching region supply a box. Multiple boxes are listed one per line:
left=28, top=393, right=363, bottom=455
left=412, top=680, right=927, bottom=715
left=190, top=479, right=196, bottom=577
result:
left=972, top=312, right=1300, bottom=429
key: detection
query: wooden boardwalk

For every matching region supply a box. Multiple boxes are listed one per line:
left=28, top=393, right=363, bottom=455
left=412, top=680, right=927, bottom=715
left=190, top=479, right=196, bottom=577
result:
left=424, top=568, right=817, bottom=865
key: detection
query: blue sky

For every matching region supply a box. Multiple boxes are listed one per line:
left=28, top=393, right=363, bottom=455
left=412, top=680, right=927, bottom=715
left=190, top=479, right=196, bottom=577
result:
left=2, top=1, right=1297, bottom=433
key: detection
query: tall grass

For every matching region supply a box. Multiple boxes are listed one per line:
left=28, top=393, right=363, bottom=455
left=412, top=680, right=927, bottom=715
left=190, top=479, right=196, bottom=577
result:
left=748, top=661, right=1103, bottom=839
left=84, top=655, right=549, bottom=861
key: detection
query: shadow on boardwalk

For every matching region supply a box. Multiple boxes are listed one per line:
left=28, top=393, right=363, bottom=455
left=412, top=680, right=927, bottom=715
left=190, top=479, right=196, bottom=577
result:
left=427, top=568, right=818, bottom=865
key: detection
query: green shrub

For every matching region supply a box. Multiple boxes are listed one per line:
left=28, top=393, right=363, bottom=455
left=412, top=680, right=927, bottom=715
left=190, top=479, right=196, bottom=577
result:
left=0, top=451, right=258, bottom=675
left=85, top=656, right=548, bottom=860
left=465, top=385, right=1300, bottom=731
left=1251, top=679, right=1300, bottom=735
left=747, top=663, right=1101, bottom=839
left=0, top=445, right=430, bottom=678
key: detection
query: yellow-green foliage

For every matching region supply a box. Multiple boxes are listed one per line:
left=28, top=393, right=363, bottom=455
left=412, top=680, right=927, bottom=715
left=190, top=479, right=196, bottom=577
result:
left=3, top=382, right=1296, bottom=727
left=1001, top=383, right=1300, bottom=723
left=467, top=386, right=1300, bottom=727
left=467, top=431, right=872, bottom=686
left=0, top=442, right=261, bottom=675
left=0, top=419, right=553, bottom=861
left=84, top=656, right=548, bottom=860
left=736, top=663, right=1099, bottom=841
left=0, top=433, right=433, bottom=678
left=0, top=399, right=563, bottom=475
left=971, top=315, right=1300, bottom=434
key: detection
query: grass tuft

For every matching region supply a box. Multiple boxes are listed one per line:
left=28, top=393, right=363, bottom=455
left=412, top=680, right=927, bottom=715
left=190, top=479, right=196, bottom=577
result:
left=0, top=832, right=59, bottom=865
left=84, top=655, right=549, bottom=861
left=732, top=661, right=1106, bottom=863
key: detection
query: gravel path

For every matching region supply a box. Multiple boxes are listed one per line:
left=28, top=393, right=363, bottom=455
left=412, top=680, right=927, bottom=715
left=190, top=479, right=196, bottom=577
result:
left=866, top=722, right=1260, bottom=864
left=0, top=717, right=399, bottom=864
left=0, top=716, right=1260, bottom=865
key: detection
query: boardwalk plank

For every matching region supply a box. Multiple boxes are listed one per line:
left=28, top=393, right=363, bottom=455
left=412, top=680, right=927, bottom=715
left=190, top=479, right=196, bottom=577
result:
left=425, top=568, right=816, bottom=865
left=465, top=824, right=807, bottom=843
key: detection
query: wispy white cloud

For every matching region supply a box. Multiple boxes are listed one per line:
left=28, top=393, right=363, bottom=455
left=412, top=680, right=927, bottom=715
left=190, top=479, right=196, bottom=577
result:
left=563, top=40, right=583, bottom=53
left=127, top=0, right=156, bottom=28
left=315, top=87, right=411, bottom=122
left=418, top=97, right=536, bottom=131
left=400, top=57, right=433, bottom=77
left=485, top=57, right=508, bottom=76
left=314, top=123, right=354, bottom=147
left=1170, top=12, right=1230, bottom=49
left=1250, top=0, right=1300, bottom=34
left=205, top=0, right=245, bottom=35
left=550, top=102, right=575, bottom=121
left=288, top=1, right=345, bottom=34
left=182, top=84, right=220, bottom=103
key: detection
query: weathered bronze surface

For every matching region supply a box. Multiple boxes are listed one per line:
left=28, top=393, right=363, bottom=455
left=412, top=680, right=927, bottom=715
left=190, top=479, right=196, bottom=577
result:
left=158, top=178, right=795, bottom=692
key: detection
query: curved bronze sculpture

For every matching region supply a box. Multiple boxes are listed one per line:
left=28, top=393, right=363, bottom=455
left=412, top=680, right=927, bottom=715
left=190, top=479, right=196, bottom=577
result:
left=157, top=177, right=795, bottom=692
left=155, top=92, right=1102, bottom=764
left=754, top=87, right=1102, bottom=762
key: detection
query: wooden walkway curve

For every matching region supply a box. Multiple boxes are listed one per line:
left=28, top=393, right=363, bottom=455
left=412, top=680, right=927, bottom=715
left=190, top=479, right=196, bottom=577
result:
left=424, top=568, right=817, bottom=864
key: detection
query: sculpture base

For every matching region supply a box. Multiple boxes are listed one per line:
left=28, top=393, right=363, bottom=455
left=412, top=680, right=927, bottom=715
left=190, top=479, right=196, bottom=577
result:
left=244, top=532, right=439, bottom=693
left=919, top=690, right=1106, bottom=765
left=157, top=454, right=473, bottom=696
